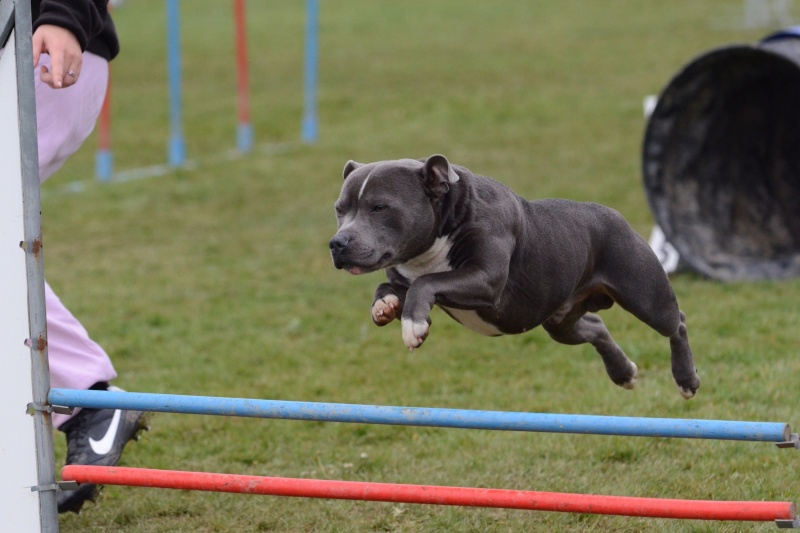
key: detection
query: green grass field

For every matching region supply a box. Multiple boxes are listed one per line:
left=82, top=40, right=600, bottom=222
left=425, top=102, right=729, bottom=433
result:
left=46, top=1, right=799, bottom=531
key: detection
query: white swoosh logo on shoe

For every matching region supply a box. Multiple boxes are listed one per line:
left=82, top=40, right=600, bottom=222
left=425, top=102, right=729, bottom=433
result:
left=89, top=409, right=122, bottom=455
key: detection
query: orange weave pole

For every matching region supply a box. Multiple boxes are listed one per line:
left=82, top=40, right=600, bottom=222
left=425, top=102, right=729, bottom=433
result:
left=61, top=465, right=796, bottom=523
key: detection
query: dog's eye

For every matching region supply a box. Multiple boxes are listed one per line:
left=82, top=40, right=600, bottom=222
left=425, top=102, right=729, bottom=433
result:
left=334, top=207, right=343, bottom=217
left=371, top=205, right=388, bottom=213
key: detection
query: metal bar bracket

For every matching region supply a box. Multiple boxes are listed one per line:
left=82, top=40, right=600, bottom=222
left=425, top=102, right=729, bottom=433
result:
left=31, top=481, right=80, bottom=492
left=26, top=402, right=74, bottom=416
left=776, top=518, right=800, bottom=529
left=775, top=433, right=799, bottom=450
left=58, top=481, right=80, bottom=492
left=30, top=481, right=79, bottom=493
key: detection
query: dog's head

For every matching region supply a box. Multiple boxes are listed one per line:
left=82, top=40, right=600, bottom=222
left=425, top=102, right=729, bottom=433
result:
left=329, top=154, right=460, bottom=275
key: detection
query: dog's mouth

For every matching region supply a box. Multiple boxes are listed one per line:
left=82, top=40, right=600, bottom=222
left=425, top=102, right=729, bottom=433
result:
left=345, top=265, right=366, bottom=275
left=334, top=252, right=393, bottom=275
left=338, top=263, right=376, bottom=276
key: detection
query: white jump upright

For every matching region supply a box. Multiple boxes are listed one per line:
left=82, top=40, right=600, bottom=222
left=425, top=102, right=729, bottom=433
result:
left=0, top=0, right=58, bottom=530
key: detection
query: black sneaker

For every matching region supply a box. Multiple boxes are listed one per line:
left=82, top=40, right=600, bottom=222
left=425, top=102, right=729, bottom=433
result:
left=57, top=387, right=148, bottom=514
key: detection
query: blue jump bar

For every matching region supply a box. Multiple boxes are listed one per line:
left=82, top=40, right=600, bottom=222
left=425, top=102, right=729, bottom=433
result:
left=48, top=388, right=791, bottom=443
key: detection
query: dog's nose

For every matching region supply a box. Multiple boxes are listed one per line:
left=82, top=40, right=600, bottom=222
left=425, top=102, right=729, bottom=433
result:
left=329, top=234, right=350, bottom=252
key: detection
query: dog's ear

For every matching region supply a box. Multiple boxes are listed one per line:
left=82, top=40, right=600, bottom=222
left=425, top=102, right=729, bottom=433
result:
left=421, top=154, right=459, bottom=197
left=343, top=160, right=363, bottom=180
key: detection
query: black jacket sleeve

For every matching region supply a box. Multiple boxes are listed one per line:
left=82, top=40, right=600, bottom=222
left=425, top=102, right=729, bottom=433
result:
left=32, top=0, right=119, bottom=61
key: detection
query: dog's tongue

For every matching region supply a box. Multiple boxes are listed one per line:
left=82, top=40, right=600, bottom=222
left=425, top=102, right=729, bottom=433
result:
left=347, top=266, right=363, bottom=275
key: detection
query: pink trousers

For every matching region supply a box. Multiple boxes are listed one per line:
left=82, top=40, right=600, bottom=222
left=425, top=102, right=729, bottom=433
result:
left=36, top=53, right=118, bottom=428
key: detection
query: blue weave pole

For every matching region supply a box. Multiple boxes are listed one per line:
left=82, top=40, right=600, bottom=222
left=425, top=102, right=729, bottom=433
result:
left=49, top=389, right=791, bottom=443
left=166, top=0, right=185, bottom=167
left=301, top=0, right=319, bottom=143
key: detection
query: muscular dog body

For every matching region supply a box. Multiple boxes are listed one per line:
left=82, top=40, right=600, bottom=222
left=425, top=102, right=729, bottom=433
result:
left=329, top=155, right=700, bottom=398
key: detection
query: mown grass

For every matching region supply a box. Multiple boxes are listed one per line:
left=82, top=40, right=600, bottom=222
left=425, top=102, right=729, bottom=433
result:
left=45, top=1, right=800, bottom=531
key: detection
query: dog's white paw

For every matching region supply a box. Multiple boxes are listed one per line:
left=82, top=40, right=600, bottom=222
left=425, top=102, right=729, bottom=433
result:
left=372, top=294, right=401, bottom=326
left=622, top=361, right=638, bottom=390
left=401, top=317, right=429, bottom=351
left=676, top=368, right=700, bottom=400
left=678, top=384, right=697, bottom=399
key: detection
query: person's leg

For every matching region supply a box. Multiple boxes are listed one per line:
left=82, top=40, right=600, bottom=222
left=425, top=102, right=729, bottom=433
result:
left=45, top=282, right=117, bottom=428
left=36, top=52, right=148, bottom=513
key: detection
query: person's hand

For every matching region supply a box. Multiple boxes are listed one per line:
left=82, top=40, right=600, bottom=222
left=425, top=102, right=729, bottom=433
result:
left=32, top=24, right=82, bottom=89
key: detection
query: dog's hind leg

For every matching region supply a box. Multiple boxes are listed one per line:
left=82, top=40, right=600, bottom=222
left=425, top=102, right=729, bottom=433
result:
left=604, top=277, right=700, bottom=399
left=601, top=258, right=700, bottom=398
left=668, top=311, right=699, bottom=399
left=544, top=312, right=638, bottom=390
left=621, top=299, right=699, bottom=398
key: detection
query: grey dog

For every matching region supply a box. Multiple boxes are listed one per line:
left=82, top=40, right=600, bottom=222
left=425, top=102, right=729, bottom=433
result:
left=330, top=155, right=700, bottom=398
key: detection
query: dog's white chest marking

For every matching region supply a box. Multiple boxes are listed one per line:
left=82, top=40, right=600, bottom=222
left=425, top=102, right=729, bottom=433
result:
left=396, top=237, right=502, bottom=337
left=395, top=236, right=453, bottom=282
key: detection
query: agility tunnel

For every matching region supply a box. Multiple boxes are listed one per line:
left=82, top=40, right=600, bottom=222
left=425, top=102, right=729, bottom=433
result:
left=50, top=388, right=799, bottom=527
left=643, top=27, right=800, bottom=281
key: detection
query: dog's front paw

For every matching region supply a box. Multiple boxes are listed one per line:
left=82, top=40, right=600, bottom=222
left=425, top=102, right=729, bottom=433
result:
left=372, top=295, right=401, bottom=326
left=401, top=317, right=429, bottom=351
